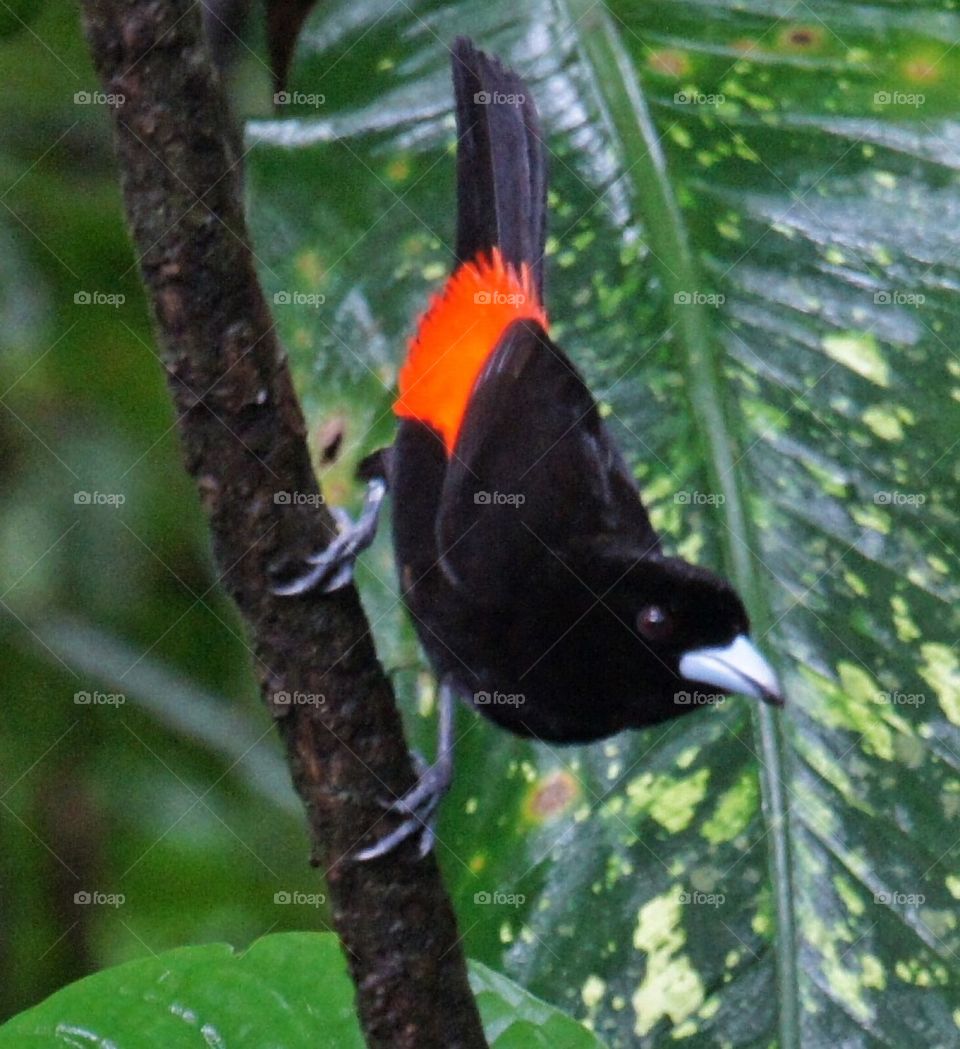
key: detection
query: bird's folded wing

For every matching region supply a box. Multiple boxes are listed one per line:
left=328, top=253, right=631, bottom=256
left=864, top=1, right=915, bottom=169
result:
left=436, top=319, right=659, bottom=603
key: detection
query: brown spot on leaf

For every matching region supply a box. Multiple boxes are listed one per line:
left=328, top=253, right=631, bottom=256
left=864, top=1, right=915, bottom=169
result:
left=777, top=25, right=824, bottom=51
left=525, top=769, right=580, bottom=823
left=646, top=49, right=691, bottom=78
left=903, top=57, right=940, bottom=83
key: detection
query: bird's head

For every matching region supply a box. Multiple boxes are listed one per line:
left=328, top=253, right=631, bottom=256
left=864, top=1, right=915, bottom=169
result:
left=590, top=549, right=783, bottom=721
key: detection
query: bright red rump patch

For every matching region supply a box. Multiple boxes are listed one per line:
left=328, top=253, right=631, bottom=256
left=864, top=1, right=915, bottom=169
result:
left=394, top=248, right=548, bottom=454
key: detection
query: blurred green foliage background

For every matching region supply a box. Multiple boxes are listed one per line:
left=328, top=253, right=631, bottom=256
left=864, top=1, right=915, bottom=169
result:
left=0, top=1, right=325, bottom=1021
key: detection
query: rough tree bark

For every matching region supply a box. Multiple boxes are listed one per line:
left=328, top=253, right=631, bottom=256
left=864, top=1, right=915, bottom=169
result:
left=79, top=2, right=487, bottom=1047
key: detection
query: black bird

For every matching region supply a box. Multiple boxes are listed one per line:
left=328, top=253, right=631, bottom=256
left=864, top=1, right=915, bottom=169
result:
left=277, top=37, right=783, bottom=858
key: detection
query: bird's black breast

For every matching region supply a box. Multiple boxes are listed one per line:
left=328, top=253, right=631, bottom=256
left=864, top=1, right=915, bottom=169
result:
left=389, top=417, right=684, bottom=743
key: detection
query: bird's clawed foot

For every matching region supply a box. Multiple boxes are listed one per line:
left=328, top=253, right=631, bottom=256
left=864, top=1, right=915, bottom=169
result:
left=273, top=478, right=386, bottom=596
left=354, top=757, right=452, bottom=861
left=355, top=681, right=457, bottom=861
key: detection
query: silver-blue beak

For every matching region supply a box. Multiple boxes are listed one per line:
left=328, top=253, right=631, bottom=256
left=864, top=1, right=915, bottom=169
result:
left=678, top=635, right=784, bottom=706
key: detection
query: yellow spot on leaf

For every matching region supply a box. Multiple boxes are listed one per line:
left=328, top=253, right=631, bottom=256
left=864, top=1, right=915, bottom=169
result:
left=918, top=643, right=960, bottom=725
left=631, top=891, right=704, bottom=1036
left=851, top=503, right=889, bottom=535
left=843, top=571, right=868, bottom=597
left=833, top=873, right=865, bottom=917
left=675, top=746, right=699, bottom=770
left=891, top=595, right=921, bottom=642
left=668, top=125, right=693, bottom=149
left=861, top=954, right=886, bottom=990
left=836, top=663, right=897, bottom=759
left=702, top=771, right=758, bottom=844
left=805, top=914, right=875, bottom=1020
left=862, top=405, right=904, bottom=441
left=625, top=769, right=710, bottom=832
left=822, top=332, right=890, bottom=387
left=582, top=974, right=605, bottom=1009
left=896, top=957, right=949, bottom=986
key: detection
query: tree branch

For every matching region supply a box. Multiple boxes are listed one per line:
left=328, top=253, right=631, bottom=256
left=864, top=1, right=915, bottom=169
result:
left=79, top=2, right=486, bottom=1046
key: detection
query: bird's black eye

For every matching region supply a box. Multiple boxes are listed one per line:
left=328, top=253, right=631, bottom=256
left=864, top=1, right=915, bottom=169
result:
left=637, top=604, right=673, bottom=643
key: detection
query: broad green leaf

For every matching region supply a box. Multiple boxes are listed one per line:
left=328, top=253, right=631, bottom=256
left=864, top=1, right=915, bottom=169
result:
left=246, top=2, right=960, bottom=1047
left=0, top=932, right=606, bottom=1048
left=471, top=960, right=609, bottom=1047
left=0, top=933, right=363, bottom=1049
